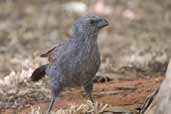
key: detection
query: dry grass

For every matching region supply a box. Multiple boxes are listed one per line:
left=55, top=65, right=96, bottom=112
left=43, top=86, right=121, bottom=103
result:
left=30, top=101, right=108, bottom=114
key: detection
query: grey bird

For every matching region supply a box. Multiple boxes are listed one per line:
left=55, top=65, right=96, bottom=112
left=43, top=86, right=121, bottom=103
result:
left=31, top=15, right=108, bottom=114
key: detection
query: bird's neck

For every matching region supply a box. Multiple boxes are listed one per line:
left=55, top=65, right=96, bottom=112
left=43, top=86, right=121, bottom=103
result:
left=72, top=32, right=98, bottom=44
left=71, top=32, right=98, bottom=55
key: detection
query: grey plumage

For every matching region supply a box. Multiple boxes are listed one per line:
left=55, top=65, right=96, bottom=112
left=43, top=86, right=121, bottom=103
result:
left=31, top=15, right=108, bottom=114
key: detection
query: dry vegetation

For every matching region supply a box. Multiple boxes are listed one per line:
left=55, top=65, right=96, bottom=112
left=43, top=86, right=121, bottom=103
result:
left=0, top=0, right=171, bottom=113
left=30, top=101, right=108, bottom=114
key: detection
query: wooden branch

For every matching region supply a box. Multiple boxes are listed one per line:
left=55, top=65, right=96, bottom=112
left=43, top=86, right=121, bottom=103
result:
left=143, top=59, right=171, bottom=114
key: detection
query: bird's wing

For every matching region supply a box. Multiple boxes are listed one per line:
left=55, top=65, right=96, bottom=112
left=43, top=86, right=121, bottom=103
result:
left=40, top=44, right=63, bottom=57
left=40, top=46, right=56, bottom=57
left=40, top=44, right=63, bottom=62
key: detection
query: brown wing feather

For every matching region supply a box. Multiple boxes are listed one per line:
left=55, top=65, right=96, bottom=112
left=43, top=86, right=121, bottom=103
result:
left=40, top=46, right=56, bottom=57
left=40, top=44, right=63, bottom=58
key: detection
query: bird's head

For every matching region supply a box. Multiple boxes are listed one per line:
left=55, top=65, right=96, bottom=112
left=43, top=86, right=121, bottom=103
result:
left=72, top=15, right=108, bottom=36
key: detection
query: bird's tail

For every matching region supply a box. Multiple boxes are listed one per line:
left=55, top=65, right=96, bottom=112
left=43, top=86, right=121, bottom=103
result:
left=31, top=64, right=48, bottom=81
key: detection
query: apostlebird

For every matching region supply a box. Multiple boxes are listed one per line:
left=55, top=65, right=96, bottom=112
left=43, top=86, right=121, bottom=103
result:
left=31, top=15, right=108, bottom=114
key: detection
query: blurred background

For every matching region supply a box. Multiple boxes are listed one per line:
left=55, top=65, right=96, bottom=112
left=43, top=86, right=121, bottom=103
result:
left=0, top=0, right=171, bottom=113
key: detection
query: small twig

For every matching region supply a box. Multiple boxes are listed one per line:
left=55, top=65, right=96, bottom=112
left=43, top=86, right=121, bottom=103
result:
left=140, top=88, right=159, bottom=114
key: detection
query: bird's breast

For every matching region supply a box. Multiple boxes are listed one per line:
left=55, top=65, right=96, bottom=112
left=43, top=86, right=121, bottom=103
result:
left=59, top=42, right=100, bottom=87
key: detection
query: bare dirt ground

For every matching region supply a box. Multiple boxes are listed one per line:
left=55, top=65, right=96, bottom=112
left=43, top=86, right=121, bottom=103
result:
left=0, top=0, right=171, bottom=113
left=1, top=77, right=163, bottom=114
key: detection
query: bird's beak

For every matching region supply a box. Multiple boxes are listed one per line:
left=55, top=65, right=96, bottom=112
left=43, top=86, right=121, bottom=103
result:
left=97, top=19, right=109, bottom=28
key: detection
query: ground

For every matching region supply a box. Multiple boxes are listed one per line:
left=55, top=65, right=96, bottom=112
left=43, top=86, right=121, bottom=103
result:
left=0, top=0, right=170, bottom=114
left=1, top=77, right=163, bottom=114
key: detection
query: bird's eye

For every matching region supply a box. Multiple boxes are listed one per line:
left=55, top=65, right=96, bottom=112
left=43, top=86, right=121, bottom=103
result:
left=89, top=19, right=96, bottom=25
